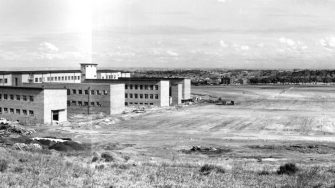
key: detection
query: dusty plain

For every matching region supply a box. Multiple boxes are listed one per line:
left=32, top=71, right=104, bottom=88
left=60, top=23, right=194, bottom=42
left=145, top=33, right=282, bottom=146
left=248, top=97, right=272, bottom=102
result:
left=1, top=85, right=335, bottom=187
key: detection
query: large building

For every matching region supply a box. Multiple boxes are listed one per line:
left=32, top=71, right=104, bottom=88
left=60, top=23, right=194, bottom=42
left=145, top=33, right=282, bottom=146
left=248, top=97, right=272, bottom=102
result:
left=0, top=63, right=131, bottom=86
left=84, top=78, right=191, bottom=107
left=0, top=86, right=67, bottom=125
left=24, top=83, right=125, bottom=115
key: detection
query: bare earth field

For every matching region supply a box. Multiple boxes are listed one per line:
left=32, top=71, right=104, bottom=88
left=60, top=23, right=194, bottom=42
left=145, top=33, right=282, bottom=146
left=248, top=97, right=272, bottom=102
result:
left=1, top=85, right=335, bottom=187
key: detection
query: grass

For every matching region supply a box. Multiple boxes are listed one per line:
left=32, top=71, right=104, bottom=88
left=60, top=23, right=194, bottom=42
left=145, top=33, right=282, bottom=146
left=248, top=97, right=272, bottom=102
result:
left=0, top=147, right=335, bottom=187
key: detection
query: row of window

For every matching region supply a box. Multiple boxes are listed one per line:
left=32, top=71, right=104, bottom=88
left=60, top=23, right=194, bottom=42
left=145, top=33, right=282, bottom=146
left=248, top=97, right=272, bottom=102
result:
left=0, top=79, right=8, bottom=84
left=125, top=93, right=159, bottom=99
left=67, top=89, right=108, bottom=95
left=0, top=107, right=34, bottom=116
left=34, top=76, right=80, bottom=83
left=67, top=101, right=102, bottom=107
left=125, top=102, right=154, bottom=106
left=0, top=94, right=34, bottom=101
left=125, top=84, right=159, bottom=90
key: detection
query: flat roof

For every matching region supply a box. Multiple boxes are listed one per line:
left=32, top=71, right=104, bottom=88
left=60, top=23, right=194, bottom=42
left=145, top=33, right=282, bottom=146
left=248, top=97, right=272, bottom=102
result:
left=80, top=63, right=98, bottom=65
left=0, top=86, right=66, bottom=90
left=84, top=77, right=187, bottom=83
left=0, top=70, right=81, bottom=74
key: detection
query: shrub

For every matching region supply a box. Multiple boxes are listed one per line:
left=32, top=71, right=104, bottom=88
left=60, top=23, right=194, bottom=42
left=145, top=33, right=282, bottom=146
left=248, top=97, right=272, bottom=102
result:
left=200, top=164, right=225, bottom=175
left=101, top=152, right=114, bottom=162
left=0, top=159, right=8, bottom=172
left=277, top=163, right=299, bottom=175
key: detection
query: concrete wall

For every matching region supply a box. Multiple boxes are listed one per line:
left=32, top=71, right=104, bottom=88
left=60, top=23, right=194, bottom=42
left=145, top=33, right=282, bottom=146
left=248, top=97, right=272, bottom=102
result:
left=109, top=84, right=125, bottom=114
left=159, top=80, right=170, bottom=107
left=43, top=89, right=67, bottom=124
left=182, top=79, right=191, bottom=99
left=171, top=83, right=182, bottom=105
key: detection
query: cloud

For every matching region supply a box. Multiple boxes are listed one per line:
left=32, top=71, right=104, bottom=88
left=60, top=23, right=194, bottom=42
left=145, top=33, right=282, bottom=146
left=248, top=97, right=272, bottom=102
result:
left=217, top=0, right=230, bottom=3
left=232, top=43, right=250, bottom=51
left=320, top=36, right=335, bottom=50
left=166, top=50, right=179, bottom=56
left=39, top=42, right=59, bottom=53
left=220, top=40, right=229, bottom=48
left=240, top=45, right=250, bottom=51
left=278, top=37, right=307, bottom=51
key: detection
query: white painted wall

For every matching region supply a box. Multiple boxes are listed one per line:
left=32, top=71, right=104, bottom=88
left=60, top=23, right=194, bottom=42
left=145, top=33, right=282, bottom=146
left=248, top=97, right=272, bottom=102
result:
left=43, top=89, right=67, bottom=124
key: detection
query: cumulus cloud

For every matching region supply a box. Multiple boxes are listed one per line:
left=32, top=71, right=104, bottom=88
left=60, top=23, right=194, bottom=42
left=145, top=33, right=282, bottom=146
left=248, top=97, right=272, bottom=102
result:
left=220, top=40, right=229, bottom=48
left=278, top=37, right=307, bottom=51
left=39, top=42, right=59, bottom=53
left=166, top=50, right=179, bottom=56
left=320, top=36, right=335, bottom=50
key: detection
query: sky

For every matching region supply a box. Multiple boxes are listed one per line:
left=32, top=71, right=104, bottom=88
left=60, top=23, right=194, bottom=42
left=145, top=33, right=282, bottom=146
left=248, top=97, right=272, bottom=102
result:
left=1, top=0, right=335, bottom=69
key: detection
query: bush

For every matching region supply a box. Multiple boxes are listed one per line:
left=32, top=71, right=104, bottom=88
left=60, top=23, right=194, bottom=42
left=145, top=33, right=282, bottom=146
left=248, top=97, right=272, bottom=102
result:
left=277, top=163, right=299, bottom=175
left=199, top=164, right=225, bottom=175
left=0, top=159, right=8, bottom=172
left=101, top=152, right=114, bottom=162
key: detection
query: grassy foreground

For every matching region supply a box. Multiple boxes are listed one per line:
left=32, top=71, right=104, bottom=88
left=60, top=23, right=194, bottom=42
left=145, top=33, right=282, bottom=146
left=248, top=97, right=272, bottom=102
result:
left=0, top=147, right=335, bottom=188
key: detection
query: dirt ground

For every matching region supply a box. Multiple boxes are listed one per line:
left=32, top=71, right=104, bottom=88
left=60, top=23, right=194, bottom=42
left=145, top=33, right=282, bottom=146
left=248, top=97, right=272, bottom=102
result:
left=32, top=85, right=335, bottom=167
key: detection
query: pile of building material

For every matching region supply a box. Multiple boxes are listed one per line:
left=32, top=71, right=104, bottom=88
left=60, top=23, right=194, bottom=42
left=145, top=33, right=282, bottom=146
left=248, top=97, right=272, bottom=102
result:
left=0, top=122, right=35, bottom=136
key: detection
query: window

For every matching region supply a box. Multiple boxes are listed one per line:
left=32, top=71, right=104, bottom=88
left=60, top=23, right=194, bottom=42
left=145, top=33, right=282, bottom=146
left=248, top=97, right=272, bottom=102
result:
left=4, top=79, right=7, bottom=83
left=140, top=103, right=143, bottom=105
left=125, top=102, right=128, bottom=106
left=65, top=76, right=67, bottom=81
left=97, top=90, right=102, bottom=95
left=135, top=94, right=138, bottom=99
left=150, top=103, right=154, bottom=105
left=71, top=76, right=74, bottom=80
left=67, top=89, right=70, bottom=95
left=140, top=94, right=143, bottom=99
left=85, top=90, right=89, bottom=95
left=0, top=79, right=2, bottom=83
left=90, top=102, right=95, bottom=106
left=125, top=93, right=128, bottom=98
left=55, top=77, right=58, bottom=81
left=97, top=102, right=102, bottom=107
left=71, top=101, right=76, bottom=106
left=0, top=108, right=2, bottom=114
left=39, top=78, right=42, bottom=82
left=79, top=90, right=82, bottom=94
left=130, top=94, right=133, bottom=98
left=155, top=85, right=159, bottom=90
left=23, top=96, right=27, bottom=101
left=140, top=85, right=143, bottom=90
left=35, top=78, right=38, bottom=82
left=129, top=102, right=133, bottom=105
left=135, top=85, right=138, bottom=90
left=4, top=108, right=8, bottom=113
left=10, top=95, right=14, bottom=100
left=91, top=90, right=95, bottom=95
left=67, top=101, right=70, bottom=106
left=155, top=94, right=159, bottom=99
left=10, top=108, right=14, bottom=114
left=47, top=77, right=50, bottom=81
left=150, top=94, right=153, bottom=99
left=58, top=77, right=61, bottom=80
left=72, top=89, right=77, bottom=94
left=150, top=85, right=154, bottom=90
left=62, top=76, right=64, bottom=80
left=29, top=110, right=34, bottom=116
left=145, top=103, right=148, bottom=105
left=78, top=76, right=80, bottom=80
left=78, top=101, right=83, bottom=106
left=4, top=94, right=7, bottom=100
left=145, top=94, right=148, bottom=99
left=29, top=96, right=34, bottom=102
left=103, top=90, right=108, bottom=95
left=0, top=94, right=2, bottom=100
left=130, top=85, right=133, bottom=89
left=16, top=109, right=20, bottom=114
left=16, top=95, right=20, bottom=100
left=125, top=85, right=128, bottom=89
left=23, top=110, right=27, bottom=115
left=145, top=85, right=148, bottom=90
left=84, top=102, right=88, bottom=106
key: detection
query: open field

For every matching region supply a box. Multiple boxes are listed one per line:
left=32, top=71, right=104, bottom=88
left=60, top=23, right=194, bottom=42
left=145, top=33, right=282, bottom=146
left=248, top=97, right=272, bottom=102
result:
left=1, top=85, right=335, bottom=187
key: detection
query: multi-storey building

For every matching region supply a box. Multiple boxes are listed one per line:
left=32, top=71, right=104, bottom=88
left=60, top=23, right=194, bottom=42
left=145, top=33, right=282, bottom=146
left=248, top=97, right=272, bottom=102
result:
left=24, top=83, right=125, bottom=115
left=0, top=86, right=67, bottom=125
left=84, top=78, right=191, bottom=107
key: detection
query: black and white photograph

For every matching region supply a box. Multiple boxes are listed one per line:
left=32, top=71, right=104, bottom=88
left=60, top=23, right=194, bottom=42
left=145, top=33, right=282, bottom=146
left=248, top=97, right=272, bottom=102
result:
left=1, top=0, right=335, bottom=187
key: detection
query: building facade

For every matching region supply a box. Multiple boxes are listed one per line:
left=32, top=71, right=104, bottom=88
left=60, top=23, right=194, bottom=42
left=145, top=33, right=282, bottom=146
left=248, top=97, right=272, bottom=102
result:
left=0, top=86, right=67, bottom=125
left=24, top=83, right=125, bottom=115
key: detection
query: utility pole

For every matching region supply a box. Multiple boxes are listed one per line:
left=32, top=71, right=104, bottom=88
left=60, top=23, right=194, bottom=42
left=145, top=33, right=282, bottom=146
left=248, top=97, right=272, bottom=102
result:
left=87, top=86, right=90, bottom=115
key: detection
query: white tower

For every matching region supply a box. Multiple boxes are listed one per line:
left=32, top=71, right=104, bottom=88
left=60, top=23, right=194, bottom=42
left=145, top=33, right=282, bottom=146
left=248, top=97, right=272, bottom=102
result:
left=80, top=63, right=98, bottom=82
